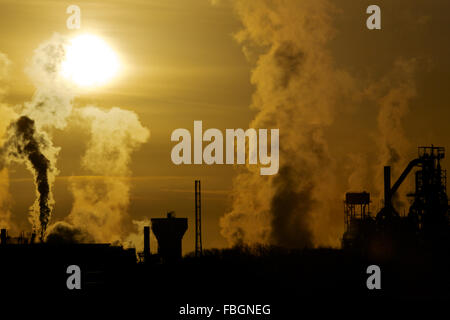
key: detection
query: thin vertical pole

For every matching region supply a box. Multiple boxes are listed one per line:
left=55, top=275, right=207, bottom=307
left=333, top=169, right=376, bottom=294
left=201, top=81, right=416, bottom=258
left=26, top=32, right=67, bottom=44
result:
left=195, top=180, right=203, bottom=257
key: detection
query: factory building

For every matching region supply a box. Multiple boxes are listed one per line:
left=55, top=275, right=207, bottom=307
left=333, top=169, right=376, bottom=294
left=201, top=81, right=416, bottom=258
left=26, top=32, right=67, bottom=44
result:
left=343, top=145, right=450, bottom=255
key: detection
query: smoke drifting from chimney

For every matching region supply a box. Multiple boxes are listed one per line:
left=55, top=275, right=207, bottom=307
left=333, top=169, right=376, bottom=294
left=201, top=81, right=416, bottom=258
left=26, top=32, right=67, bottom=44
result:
left=219, top=0, right=354, bottom=248
left=66, top=106, right=150, bottom=243
left=218, top=0, right=420, bottom=249
left=0, top=34, right=150, bottom=244
left=19, top=35, right=150, bottom=245
left=124, top=218, right=154, bottom=253
left=0, top=35, right=71, bottom=239
left=23, top=33, right=75, bottom=129
left=2, top=116, right=57, bottom=239
left=45, top=221, right=94, bottom=244
left=367, top=59, right=417, bottom=209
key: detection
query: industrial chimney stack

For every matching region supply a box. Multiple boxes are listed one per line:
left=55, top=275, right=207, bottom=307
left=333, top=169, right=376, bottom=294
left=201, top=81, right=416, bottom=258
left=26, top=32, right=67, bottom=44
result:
left=195, top=180, right=203, bottom=257
left=0, top=229, right=7, bottom=245
left=143, top=226, right=151, bottom=263
left=384, top=166, right=391, bottom=210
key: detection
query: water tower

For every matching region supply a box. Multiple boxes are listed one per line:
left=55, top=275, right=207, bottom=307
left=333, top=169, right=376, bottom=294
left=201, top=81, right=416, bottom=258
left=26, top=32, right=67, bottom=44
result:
left=151, top=212, right=187, bottom=263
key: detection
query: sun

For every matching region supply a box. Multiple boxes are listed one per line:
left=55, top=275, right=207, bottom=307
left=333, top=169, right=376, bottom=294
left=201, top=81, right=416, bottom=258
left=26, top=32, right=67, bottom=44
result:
left=61, top=34, right=120, bottom=87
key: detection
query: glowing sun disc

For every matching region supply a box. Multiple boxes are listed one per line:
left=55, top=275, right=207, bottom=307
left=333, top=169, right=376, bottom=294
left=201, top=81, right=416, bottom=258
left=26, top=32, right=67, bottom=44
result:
left=61, top=34, right=120, bottom=87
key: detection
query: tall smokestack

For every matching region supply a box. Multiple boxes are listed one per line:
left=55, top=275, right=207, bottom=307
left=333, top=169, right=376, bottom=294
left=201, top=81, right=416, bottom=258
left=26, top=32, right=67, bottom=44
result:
left=384, top=166, right=391, bottom=209
left=1, top=228, right=7, bottom=245
left=143, top=226, right=150, bottom=262
left=195, top=180, right=202, bottom=257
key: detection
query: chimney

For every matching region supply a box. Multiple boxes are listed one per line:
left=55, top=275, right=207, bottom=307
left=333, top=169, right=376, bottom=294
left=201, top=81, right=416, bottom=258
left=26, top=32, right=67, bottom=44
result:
left=1, top=229, right=7, bottom=245
left=30, top=232, right=36, bottom=244
left=384, top=166, right=391, bottom=209
left=143, top=226, right=150, bottom=262
left=151, top=214, right=188, bottom=263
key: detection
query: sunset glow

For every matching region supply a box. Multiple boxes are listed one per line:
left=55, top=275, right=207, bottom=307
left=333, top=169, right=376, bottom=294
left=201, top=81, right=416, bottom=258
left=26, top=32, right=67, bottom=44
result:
left=61, top=34, right=119, bottom=87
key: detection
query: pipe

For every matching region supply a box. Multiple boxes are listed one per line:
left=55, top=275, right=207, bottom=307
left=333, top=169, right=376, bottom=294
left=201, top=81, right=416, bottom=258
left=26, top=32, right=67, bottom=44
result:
left=384, top=166, right=391, bottom=209
left=390, top=158, right=422, bottom=196
left=0, top=229, right=6, bottom=245
left=144, top=226, right=150, bottom=261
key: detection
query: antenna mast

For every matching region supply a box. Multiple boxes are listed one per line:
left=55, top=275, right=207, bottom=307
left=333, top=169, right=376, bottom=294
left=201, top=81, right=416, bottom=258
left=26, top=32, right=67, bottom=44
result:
left=195, top=180, right=203, bottom=257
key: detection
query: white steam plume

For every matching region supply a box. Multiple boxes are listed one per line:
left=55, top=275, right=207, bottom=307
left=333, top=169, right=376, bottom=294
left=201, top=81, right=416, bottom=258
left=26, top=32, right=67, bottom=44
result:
left=66, top=106, right=150, bottom=243
left=220, top=0, right=355, bottom=248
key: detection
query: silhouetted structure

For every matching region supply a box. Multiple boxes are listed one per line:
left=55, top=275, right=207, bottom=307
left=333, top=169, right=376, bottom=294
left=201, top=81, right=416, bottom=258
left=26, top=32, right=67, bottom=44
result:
left=1, top=145, right=450, bottom=303
left=0, top=229, right=136, bottom=292
left=343, top=145, right=450, bottom=254
left=1, top=228, right=6, bottom=245
left=404, top=146, right=449, bottom=239
left=195, top=180, right=202, bottom=257
left=151, top=212, right=188, bottom=263
left=342, top=192, right=375, bottom=250
left=143, top=225, right=151, bottom=263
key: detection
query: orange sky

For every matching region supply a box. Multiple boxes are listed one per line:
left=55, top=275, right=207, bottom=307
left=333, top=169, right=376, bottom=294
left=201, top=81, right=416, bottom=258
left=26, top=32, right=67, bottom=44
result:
left=1, top=0, right=450, bottom=253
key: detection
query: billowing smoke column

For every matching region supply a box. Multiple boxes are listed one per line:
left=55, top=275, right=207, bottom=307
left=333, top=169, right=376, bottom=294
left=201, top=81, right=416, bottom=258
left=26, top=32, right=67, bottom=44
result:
left=0, top=33, right=150, bottom=244
left=219, top=0, right=419, bottom=248
left=124, top=218, right=153, bottom=253
left=65, top=106, right=150, bottom=243
left=346, top=59, right=417, bottom=210
left=0, top=34, right=71, bottom=239
left=45, top=221, right=94, bottom=244
left=3, top=116, right=56, bottom=239
left=24, top=33, right=74, bottom=129
left=373, top=59, right=417, bottom=209
left=220, top=0, right=353, bottom=248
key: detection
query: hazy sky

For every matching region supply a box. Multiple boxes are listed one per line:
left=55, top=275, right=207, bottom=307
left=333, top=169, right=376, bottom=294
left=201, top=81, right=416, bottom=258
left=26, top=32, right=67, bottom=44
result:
left=1, top=0, right=450, bottom=253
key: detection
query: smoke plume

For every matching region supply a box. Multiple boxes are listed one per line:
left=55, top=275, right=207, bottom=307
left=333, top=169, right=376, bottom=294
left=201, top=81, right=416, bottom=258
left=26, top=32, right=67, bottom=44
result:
left=0, top=35, right=72, bottom=238
left=2, top=116, right=57, bottom=239
left=21, top=34, right=149, bottom=245
left=219, top=0, right=420, bottom=248
left=368, top=59, right=417, bottom=209
left=0, top=33, right=149, bottom=245
left=23, top=33, right=75, bottom=129
left=66, top=106, right=149, bottom=243
left=220, top=0, right=354, bottom=248
left=45, top=221, right=94, bottom=244
left=124, top=218, right=154, bottom=253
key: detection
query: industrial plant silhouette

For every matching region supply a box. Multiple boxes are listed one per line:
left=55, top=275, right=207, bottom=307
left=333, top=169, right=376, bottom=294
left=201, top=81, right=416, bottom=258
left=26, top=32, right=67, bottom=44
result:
left=1, top=146, right=450, bottom=309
